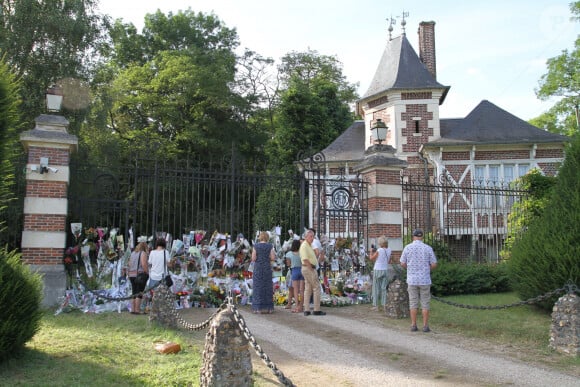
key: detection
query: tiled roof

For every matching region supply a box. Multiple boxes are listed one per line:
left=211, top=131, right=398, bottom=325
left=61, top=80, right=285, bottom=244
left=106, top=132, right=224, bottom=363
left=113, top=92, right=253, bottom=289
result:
left=316, top=121, right=366, bottom=163
left=361, top=35, right=449, bottom=103
left=426, top=100, right=568, bottom=146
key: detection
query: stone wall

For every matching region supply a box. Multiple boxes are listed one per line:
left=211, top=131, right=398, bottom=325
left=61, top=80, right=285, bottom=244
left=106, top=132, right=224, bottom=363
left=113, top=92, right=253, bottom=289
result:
left=549, top=293, right=579, bottom=357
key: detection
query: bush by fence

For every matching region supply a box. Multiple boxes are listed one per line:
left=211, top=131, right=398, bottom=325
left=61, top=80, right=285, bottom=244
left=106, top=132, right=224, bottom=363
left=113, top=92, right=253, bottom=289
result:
left=0, top=248, right=43, bottom=362
left=431, top=261, right=511, bottom=296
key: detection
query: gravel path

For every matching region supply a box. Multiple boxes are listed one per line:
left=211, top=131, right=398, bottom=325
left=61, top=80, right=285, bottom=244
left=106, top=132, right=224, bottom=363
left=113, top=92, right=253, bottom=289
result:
left=226, top=305, right=579, bottom=387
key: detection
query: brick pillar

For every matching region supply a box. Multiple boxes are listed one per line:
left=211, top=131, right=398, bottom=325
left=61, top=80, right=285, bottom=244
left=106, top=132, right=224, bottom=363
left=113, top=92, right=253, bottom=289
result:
left=20, top=114, right=77, bottom=307
left=355, top=144, right=407, bottom=261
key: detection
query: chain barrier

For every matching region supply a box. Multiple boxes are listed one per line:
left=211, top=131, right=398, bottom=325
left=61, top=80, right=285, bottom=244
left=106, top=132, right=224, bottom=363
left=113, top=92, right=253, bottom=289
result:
left=163, top=288, right=229, bottom=331
left=228, top=296, right=296, bottom=387
left=431, top=283, right=577, bottom=310
left=77, top=280, right=294, bottom=384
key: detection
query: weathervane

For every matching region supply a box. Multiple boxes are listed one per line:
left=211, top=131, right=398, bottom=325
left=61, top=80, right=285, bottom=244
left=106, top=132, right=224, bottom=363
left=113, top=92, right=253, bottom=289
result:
left=400, top=11, right=409, bottom=35
left=387, top=11, right=410, bottom=40
left=387, top=15, right=396, bottom=41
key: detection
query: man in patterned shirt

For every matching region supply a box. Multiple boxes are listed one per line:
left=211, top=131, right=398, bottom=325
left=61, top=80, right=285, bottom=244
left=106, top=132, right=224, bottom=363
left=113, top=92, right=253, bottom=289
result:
left=400, top=229, right=437, bottom=332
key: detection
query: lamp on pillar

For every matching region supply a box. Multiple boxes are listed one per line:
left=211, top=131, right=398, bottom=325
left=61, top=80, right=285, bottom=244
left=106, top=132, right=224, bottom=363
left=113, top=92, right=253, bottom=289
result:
left=371, top=119, right=388, bottom=145
left=46, top=85, right=63, bottom=113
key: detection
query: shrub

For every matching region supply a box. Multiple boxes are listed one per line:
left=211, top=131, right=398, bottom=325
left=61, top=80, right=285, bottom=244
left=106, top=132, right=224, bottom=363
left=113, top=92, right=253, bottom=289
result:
left=431, top=261, right=511, bottom=296
left=0, top=248, right=43, bottom=362
left=508, top=135, right=580, bottom=310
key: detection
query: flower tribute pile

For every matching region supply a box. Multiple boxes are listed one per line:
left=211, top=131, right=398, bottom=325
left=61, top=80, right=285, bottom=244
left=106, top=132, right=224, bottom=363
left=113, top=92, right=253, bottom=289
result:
left=57, top=225, right=372, bottom=314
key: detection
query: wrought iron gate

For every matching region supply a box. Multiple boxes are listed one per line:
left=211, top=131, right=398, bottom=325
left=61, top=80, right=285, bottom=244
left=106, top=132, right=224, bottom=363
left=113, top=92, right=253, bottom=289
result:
left=402, top=171, right=529, bottom=263
left=298, top=152, right=369, bottom=246
left=68, top=156, right=305, bottom=245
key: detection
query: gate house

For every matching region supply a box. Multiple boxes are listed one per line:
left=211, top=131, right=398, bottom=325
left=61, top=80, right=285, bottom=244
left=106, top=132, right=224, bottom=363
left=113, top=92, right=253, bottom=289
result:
left=303, top=20, right=566, bottom=261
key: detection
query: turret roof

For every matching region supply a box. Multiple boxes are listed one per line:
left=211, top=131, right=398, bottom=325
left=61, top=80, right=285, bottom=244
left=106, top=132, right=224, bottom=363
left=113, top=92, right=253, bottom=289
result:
left=360, top=34, right=449, bottom=103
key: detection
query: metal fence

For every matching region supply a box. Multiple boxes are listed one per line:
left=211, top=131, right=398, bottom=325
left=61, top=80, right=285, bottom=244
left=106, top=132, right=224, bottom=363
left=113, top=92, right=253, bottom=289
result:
left=402, top=172, right=529, bottom=263
left=67, top=155, right=308, bottom=246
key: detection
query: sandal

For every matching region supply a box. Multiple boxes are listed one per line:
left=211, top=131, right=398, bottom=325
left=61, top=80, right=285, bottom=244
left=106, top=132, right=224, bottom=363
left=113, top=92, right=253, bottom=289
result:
left=291, top=307, right=303, bottom=313
left=284, top=304, right=292, bottom=309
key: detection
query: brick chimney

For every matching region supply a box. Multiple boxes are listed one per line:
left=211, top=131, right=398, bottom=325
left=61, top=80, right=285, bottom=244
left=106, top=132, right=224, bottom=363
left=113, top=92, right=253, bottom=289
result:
left=418, top=21, right=437, bottom=79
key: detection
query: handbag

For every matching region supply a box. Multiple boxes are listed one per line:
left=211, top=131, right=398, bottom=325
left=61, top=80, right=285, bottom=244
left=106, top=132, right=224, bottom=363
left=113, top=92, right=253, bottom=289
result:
left=135, top=252, right=149, bottom=287
left=163, top=251, right=173, bottom=287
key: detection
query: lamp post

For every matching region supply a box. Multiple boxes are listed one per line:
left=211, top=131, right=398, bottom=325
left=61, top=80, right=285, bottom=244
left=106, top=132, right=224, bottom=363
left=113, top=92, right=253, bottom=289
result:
left=46, top=85, right=63, bottom=113
left=371, top=119, right=388, bottom=145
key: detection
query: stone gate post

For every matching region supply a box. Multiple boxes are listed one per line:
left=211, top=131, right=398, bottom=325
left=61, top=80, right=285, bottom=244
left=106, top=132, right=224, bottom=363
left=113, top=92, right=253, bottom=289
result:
left=20, top=114, right=77, bottom=307
left=549, top=292, right=579, bottom=357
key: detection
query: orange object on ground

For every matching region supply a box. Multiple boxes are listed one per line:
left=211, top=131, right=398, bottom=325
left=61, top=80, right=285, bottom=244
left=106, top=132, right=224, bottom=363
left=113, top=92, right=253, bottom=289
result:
left=154, top=341, right=181, bottom=354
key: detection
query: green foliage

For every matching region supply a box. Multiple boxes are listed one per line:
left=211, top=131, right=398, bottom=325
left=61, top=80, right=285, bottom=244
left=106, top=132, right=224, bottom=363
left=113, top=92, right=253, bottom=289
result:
left=534, top=2, right=580, bottom=133
left=88, top=9, right=259, bottom=162
left=253, top=181, right=302, bottom=233
left=0, top=59, right=23, bottom=246
left=508, top=135, right=580, bottom=309
left=0, top=248, right=43, bottom=363
left=402, top=231, right=453, bottom=262
left=431, top=261, right=511, bottom=296
left=500, top=169, right=557, bottom=261
left=0, top=0, right=109, bottom=126
left=266, top=50, right=357, bottom=168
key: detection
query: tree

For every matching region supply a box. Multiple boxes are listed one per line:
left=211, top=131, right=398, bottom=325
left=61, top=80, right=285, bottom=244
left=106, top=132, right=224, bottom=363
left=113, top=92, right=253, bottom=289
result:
left=266, top=50, right=358, bottom=171
left=534, top=2, right=580, bottom=134
left=0, top=59, right=22, bottom=248
left=0, top=0, right=109, bottom=126
left=500, top=169, right=557, bottom=261
left=86, top=9, right=261, bottom=162
left=508, top=136, right=580, bottom=310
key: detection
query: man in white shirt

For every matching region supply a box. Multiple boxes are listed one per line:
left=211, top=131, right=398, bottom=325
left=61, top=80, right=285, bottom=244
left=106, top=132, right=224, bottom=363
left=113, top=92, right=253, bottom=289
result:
left=400, top=229, right=437, bottom=333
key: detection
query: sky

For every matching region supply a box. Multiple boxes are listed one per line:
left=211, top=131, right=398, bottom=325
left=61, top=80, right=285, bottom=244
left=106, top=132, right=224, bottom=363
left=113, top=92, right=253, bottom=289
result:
left=97, top=0, right=579, bottom=121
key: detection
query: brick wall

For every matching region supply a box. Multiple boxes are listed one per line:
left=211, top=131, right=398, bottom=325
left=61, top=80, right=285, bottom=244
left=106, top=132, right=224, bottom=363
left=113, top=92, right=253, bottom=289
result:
left=362, top=169, right=400, bottom=185
left=368, top=95, right=389, bottom=109
left=475, top=150, right=529, bottom=160
left=442, top=151, right=470, bottom=160
left=402, top=92, right=432, bottom=100
left=26, top=180, right=68, bottom=198
left=401, top=104, right=433, bottom=153
left=21, top=248, right=63, bottom=265
left=28, top=146, right=70, bottom=165
left=369, top=224, right=401, bottom=238
left=536, top=148, right=564, bottom=158
left=24, top=214, right=66, bottom=231
left=367, top=197, right=401, bottom=212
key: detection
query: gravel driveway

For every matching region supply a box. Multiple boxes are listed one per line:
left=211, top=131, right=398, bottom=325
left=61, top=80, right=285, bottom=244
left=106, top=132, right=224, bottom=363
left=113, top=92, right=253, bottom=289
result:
left=219, top=304, right=580, bottom=387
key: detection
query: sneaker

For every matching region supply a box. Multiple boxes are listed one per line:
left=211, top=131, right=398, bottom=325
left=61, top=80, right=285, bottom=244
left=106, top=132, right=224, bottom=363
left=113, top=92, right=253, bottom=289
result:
left=304, top=311, right=311, bottom=316
left=313, top=311, right=326, bottom=316
left=423, top=326, right=431, bottom=333
left=410, top=325, right=418, bottom=332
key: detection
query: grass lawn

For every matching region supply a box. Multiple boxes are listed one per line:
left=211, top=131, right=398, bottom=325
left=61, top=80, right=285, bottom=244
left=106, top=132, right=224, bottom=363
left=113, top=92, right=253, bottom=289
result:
left=0, top=311, right=207, bottom=386
left=429, top=292, right=580, bottom=371
left=0, top=292, right=578, bottom=386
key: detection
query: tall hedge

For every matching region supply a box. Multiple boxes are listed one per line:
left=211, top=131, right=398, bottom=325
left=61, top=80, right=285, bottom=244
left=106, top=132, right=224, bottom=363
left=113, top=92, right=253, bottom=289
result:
left=0, top=248, right=43, bottom=362
left=508, top=135, right=580, bottom=309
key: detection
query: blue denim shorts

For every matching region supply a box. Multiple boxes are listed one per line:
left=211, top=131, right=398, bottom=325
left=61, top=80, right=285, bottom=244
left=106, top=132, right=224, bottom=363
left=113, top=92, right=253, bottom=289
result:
left=291, top=267, right=304, bottom=281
